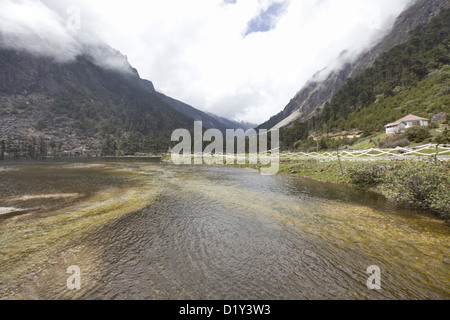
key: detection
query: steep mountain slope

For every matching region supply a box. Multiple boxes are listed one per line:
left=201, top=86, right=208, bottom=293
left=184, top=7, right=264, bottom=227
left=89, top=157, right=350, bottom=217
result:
left=0, top=44, right=243, bottom=157
left=279, top=7, right=449, bottom=149
left=0, top=47, right=192, bottom=156
left=258, top=0, right=449, bottom=131
left=156, top=93, right=256, bottom=133
left=156, top=93, right=227, bottom=132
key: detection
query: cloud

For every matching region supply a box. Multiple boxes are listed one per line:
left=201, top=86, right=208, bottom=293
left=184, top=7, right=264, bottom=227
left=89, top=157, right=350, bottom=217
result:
left=0, top=0, right=412, bottom=124
left=0, top=0, right=80, bottom=61
left=0, top=0, right=133, bottom=73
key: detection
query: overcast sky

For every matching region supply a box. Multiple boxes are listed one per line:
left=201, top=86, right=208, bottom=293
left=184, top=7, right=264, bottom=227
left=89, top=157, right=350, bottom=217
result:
left=0, top=0, right=413, bottom=124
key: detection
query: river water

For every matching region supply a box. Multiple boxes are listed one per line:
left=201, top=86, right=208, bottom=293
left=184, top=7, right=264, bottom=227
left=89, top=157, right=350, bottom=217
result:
left=0, top=159, right=448, bottom=300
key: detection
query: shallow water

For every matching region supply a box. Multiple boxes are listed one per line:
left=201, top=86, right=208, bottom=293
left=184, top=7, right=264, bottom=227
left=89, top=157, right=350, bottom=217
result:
left=0, top=160, right=448, bottom=300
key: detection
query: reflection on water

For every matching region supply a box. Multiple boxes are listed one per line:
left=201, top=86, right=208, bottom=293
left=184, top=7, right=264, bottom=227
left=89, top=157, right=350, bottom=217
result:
left=0, top=160, right=448, bottom=300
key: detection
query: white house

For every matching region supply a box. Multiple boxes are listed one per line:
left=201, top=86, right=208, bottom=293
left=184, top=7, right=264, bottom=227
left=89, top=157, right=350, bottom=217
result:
left=385, top=114, right=429, bottom=134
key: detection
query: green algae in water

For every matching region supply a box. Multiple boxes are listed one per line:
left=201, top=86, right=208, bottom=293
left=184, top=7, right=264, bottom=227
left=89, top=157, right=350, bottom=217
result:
left=0, top=163, right=163, bottom=291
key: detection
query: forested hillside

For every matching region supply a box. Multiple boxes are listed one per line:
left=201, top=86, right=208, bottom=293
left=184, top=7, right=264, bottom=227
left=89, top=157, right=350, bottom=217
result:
left=0, top=49, right=193, bottom=157
left=280, top=8, right=449, bottom=149
left=258, top=0, right=449, bottom=132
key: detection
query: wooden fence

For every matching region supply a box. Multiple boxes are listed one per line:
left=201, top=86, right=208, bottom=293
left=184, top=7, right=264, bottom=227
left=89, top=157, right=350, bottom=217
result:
left=278, top=144, right=450, bottom=161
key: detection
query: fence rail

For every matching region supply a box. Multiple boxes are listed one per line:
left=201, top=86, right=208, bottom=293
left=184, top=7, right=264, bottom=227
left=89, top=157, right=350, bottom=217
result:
left=279, top=144, right=450, bottom=161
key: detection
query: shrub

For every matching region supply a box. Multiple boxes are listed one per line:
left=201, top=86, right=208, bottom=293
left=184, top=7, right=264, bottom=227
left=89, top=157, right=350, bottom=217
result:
left=378, top=134, right=410, bottom=148
left=381, top=162, right=450, bottom=219
left=404, top=126, right=431, bottom=143
left=347, top=162, right=389, bottom=187
left=319, top=138, right=328, bottom=150
left=18, top=102, right=29, bottom=110
left=35, top=121, right=47, bottom=131
left=435, top=127, right=450, bottom=145
left=428, top=122, right=439, bottom=129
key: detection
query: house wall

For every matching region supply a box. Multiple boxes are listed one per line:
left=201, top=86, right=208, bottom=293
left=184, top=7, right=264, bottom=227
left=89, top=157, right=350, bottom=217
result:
left=405, top=120, right=429, bottom=129
left=405, top=121, right=415, bottom=129
left=386, top=124, right=404, bottom=134
left=386, top=120, right=428, bottom=134
left=386, top=126, right=398, bottom=134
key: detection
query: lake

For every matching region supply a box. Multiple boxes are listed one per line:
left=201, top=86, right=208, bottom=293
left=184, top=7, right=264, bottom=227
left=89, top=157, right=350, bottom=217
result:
left=0, top=159, right=448, bottom=299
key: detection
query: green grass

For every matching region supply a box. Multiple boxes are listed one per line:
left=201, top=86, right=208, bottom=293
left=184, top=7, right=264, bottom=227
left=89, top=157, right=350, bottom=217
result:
left=278, top=159, right=351, bottom=183
left=352, top=133, right=387, bottom=150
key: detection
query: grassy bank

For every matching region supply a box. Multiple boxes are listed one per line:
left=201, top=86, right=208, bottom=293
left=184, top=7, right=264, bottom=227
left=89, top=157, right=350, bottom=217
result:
left=250, top=158, right=450, bottom=220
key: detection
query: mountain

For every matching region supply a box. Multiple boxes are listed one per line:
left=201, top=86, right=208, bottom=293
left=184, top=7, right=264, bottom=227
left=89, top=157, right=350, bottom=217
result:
left=152, top=93, right=257, bottom=133
left=0, top=43, right=244, bottom=157
left=155, top=93, right=253, bottom=133
left=258, top=0, right=450, bottom=131
left=279, top=6, right=449, bottom=149
left=205, top=113, right=256, bottom=132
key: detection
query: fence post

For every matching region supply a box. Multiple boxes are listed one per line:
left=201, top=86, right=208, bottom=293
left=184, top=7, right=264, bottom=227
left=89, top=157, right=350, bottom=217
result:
left=335, top=147, right=344, bottom=176
left=435, top=144, right=439, bottom=164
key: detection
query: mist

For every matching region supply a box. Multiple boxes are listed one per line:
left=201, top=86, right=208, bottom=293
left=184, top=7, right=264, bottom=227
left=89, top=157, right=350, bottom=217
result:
left=0, top=0, right=413, bottom=124
left=0, top=0, right=133, bottom=73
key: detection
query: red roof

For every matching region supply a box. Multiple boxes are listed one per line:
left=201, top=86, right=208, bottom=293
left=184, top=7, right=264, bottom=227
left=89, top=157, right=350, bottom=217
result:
left=385, top=114, right=429, bottom=127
